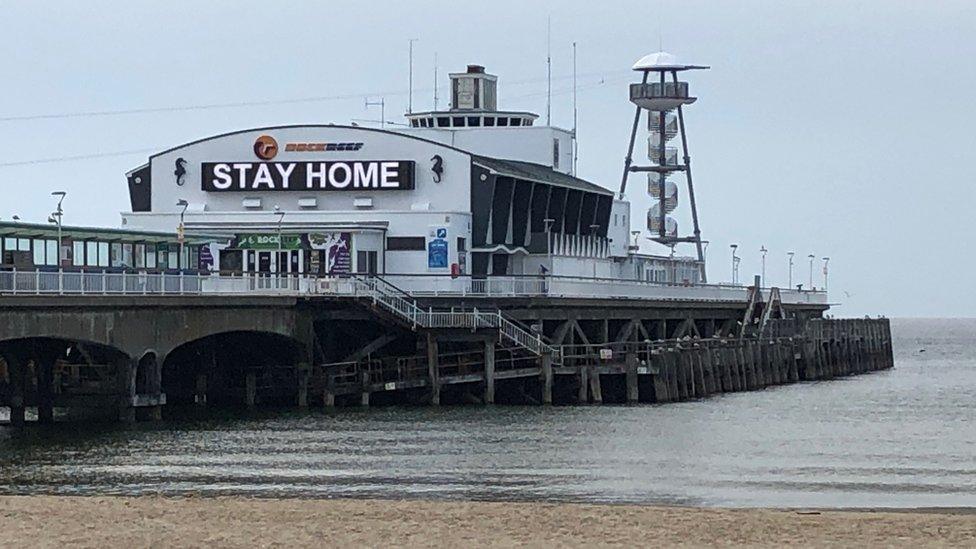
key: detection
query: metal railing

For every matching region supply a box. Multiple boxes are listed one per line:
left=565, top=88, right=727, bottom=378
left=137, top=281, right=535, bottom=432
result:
left=0, top=269, right=306, bottom=296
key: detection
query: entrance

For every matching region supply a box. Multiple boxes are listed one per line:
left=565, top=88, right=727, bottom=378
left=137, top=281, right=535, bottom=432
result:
left=246, top=249, right=303, bottom=289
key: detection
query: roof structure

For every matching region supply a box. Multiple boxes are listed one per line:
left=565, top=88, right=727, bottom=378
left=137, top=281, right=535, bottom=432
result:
left=472, top=156, right=614, bottom=196
left=0, top=221, right=215, bottom=243
left=632, top=51, right=709, bottom=72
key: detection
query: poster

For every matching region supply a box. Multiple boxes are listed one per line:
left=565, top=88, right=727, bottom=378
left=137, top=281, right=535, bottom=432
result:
left=198, top=244, right=214, bottom=271
left=307, top=232, right=351, bottom=274
left=427, top=227, right=448, bottom=269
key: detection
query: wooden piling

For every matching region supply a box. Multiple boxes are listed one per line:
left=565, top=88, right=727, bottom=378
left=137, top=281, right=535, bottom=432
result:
left=541, top=354, right=553, bottom=405
left=484, top=340, right=496, bottom=404
left=578, top=366, right=589, bottom=403
left=427, top=334, right=440, bottom=406
left=245, top=371, right=257, bottom=408
left=588, top=368, right=603, bottom=404
left=625, top=352, right=639, bottom=403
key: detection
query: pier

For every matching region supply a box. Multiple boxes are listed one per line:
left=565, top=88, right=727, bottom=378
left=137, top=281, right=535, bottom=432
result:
left=0, top=272, right=891, bottom=427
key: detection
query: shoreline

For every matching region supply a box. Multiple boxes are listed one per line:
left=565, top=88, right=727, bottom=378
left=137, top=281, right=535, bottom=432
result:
left=1, top=495, right=974, bottom=547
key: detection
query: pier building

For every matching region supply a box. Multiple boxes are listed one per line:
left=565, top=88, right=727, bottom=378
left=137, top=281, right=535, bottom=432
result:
left=0, top=54, right=890, bottom=427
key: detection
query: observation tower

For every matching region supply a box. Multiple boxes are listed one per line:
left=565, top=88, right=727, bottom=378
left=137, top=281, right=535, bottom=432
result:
left=619, top=51, right=708, bottom=282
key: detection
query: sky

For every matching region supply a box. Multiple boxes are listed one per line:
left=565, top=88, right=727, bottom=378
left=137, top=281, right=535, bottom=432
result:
left=1, top=0, right=974, bottom=317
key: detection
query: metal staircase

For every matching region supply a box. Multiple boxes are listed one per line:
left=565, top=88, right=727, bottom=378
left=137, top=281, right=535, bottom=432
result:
left=352, top=276, right=560, bottom=362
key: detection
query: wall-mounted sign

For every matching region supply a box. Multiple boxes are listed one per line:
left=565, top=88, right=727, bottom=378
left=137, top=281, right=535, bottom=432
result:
left=201, top=161, right=415, bottom=192
left=232, top=233, right=304, bottom=250
left=308, top=232, right=351, bottom=274
left=427, top=227, right=448, bottom=269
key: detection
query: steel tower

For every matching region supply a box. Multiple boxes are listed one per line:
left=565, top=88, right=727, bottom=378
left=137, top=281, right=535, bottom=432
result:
left=619, top=52, right=708, bottom=282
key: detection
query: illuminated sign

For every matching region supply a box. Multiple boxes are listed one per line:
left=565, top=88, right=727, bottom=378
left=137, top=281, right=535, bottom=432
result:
left=201, top=161, right=415, bottom=192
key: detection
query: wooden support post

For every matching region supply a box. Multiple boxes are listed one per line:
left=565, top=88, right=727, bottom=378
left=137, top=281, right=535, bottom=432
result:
left=245, top=371, right=257, bottom=408
left=625, top=352, right=639, bottom=403
left=540, top=354, right=553, bottom=405
left=427, top=334, right=440, bottom=406
left=360, top=368, right=370, bottom=407
left=677, top=351, right=690, bottom=400
left=588, top=368, right=603, bottom=404
left=652, top=354, right=670, bottom=403
left=297, top=364, right=309, bottom=408
left=578, top=366, right=588, bottom=403
left=694, top=349, right=707, bottom=397
left=484, top=339, right=496, bottom=405
left=194, top=374, right=208, bottom=406
left=667, top=351, right=681, bottom=399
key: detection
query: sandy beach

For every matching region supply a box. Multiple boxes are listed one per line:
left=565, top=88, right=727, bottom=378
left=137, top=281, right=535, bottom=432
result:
left=0, top=496, right=973, bottom=548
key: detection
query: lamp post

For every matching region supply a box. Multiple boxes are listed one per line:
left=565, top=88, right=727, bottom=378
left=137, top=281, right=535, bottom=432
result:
left=759, top=245, right=768, bottom=287
left=807, top=254, right=815, bottom=289
left=51, top=191, right=66, bottom=266
left=176, top=199, right=188, bottom=270
left=730, top=244, right=738, bottom=284
left=787, top=251, right=795, bottom=288
left=543, top=218, right=555, bottom=276
left=822, top=257, right=830, bottom=291
left=274, top=205, right=285, bottom=275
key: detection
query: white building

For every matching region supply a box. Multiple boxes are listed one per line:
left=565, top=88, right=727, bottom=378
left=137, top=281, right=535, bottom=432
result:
left=120, top=64, right=702, bottom=290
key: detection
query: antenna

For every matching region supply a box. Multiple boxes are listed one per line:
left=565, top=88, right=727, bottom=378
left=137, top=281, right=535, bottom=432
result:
left=408, top=38, right=419, bottom=114
left=364, top=97, right=386, bottom=127
left=546, top=16, right=552, bottom=126
left=572, top=41, right=578, bottom=175
left=433, top=52, right=439, bottom=110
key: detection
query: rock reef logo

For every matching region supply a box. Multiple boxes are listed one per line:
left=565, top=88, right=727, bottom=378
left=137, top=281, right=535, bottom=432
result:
left=253, top=135, right=279, bottom=160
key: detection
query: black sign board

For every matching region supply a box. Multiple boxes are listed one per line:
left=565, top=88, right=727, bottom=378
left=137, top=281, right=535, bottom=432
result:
left=201, top=161, right=415, bottom=192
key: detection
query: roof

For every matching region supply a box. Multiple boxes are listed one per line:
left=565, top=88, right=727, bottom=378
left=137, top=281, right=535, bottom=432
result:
left=632, top=51, right=709, bottom=72
left=472, top=156, right=614, bottom=196
left=0, top=221, right=217, bottom=244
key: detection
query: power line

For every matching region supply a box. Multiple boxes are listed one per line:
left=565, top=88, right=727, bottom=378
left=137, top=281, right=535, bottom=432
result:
left=0, top=148, right=157, bottom=168
left=0, top=70, right=631, bottom=124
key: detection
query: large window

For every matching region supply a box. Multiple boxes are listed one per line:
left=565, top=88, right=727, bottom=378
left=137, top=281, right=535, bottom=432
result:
left=73, top=241, right=85, bottom=266
left=135, top=244, right=145, bottom=268
left=386, top=236, right=426, bottom=251
left=46, top=240, right=58, bottom=266
left=111, top=243, right=123, bottom=267
left=98, top=242, right=109, bottom=267
left=86, top=241, right=98, bottom=266
left=123, top=243, right=134, bottom=267
left=32, top=239, right=45, bottom=266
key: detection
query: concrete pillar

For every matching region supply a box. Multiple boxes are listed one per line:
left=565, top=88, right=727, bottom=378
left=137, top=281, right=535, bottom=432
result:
left=578, top=366, right=588, bottom=403
left=118, top=358, right=137, bottom=424
left=37, top=358, right=55, bottom=424
left=8, top=356, right=26, bottom=429
left=625, top=352, right=639, bottom=403
left=540, top=354, right=553, bottom=405
left=483, top=340, right=495, bottom=404
left=427, top=334, right=440, bottom=406
left=194, top=374, right=208, bottom=406
left=588, top=368, right=602, bottom=404
left=245, top=371, right=257, bottom=408
left=297, top=364, right=310, bottom=408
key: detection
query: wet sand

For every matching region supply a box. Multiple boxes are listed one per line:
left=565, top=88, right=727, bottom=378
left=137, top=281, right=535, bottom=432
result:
left=0, top=496, right=974, bottom=547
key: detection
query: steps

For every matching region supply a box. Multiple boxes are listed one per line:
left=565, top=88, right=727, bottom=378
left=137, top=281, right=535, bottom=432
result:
left=351, top=276, right=560, bottom=363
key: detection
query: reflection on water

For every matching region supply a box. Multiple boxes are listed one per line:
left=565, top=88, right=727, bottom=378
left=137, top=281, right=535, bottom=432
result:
left=1, top=318, right=974, bottom=507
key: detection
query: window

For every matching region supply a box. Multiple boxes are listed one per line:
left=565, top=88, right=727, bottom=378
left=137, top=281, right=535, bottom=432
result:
left=157, top=244, right=168, bottom=270
left=356, top=250, right=378, bottom=275
left=17, top=238, right=29, bottom=251
left=468, top=116, right=480, bottom=127
left=457, top=237, right=467, bottom=252
left=46, top=240, right=58, bottom=266
left=86, top=241, right=98, bottom=266
left=111, top=243, right=122, bottom=267
left=98, top=242, right=109, bottom=267
left=146, top=246, right=157, bottom=269
left=452, top=116, right=464, bottom=127
left=497, top=117, right=509, bottom=127
left=189, top=246, right=200, bottom=271
left=73, top=242, right=85, bottom=266
left=510, top=118, right=522, bottom=127
left=484, top=117, right=495, bottom=127
left=386, top=236, right=426, bottom=251
left=2, top=238, right=14, bottom=253
left=553, top=138, right=560, bottom=169
left=614, top=214, right=619, bottom=226
left=122, top=243, right=134, bottom=267
left=168, top=245, right=179, bottom=269
left=437, top=117, right=449, bottom=127
left=33, top=239, right=45, bottom=266
left=134, top=244, right=145, bottom=268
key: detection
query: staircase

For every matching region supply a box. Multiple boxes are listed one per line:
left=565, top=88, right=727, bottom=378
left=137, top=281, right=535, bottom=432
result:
left=351, top=276, right=560, bottom=363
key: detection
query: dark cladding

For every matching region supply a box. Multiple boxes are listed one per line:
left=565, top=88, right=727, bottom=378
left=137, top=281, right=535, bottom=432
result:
left=201, top=160, right=415, bottom=192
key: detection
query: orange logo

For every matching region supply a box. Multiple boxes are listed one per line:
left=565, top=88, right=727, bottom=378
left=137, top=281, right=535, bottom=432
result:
left=253, top=135, right=279, bottom=160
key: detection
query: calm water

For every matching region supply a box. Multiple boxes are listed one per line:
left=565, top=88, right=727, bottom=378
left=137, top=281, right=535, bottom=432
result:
left=1, top=318, right=974, bottom=508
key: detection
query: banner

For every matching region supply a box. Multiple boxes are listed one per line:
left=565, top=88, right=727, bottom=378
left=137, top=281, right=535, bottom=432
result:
left=427, top=227, right=448, bottom=269
left=308, top=232, right=351, bottom=274
left=232, top=233, right=303, bottom=250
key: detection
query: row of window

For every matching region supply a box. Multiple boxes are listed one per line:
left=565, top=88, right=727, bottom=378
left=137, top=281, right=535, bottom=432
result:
left=409, top=115, right=534, bottom=129
left=0, top=237, right=200, bottom=270
left=386, top=236, right=467, bottom=252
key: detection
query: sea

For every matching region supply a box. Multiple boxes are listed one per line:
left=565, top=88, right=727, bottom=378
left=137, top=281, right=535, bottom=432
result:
left=0, top=317, right=973, bottom=508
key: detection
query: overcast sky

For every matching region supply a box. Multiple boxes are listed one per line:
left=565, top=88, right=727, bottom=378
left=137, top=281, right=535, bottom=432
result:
left=1, top=0, right=974, bottom=317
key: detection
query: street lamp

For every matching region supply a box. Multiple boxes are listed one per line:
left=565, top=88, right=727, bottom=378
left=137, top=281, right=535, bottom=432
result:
left=51, top=191, right=66, bottom=267
left=822, top=257, right=830, bottom=291
left=274, top=205, right=285, bottom=275
left=787, top=251, right=795, bottom=288
left=176, top=199, right=189, bottom=270
left=730, top=244, right=738, bottom=284
left=807, top=254, right=815, bottom=289
left=759, top=245, right=768, bottom=287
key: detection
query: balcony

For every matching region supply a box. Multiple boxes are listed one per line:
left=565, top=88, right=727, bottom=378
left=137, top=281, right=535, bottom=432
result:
left=630, top=82, right=696, bottom=111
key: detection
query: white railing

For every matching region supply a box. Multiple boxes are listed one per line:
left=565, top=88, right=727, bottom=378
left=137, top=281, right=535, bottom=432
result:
left=0, top=269, right=308, bottom=296
left=0, top=269, right=827, bottom=306
left=349, top=276, right=558, bottom=361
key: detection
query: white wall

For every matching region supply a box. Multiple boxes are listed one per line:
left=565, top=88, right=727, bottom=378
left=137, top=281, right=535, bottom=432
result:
left=398, top=126, right=577, bottom=175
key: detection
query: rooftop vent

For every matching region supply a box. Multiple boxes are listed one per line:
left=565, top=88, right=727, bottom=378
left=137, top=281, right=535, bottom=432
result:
left=467, top=65, right=485, bottom=74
